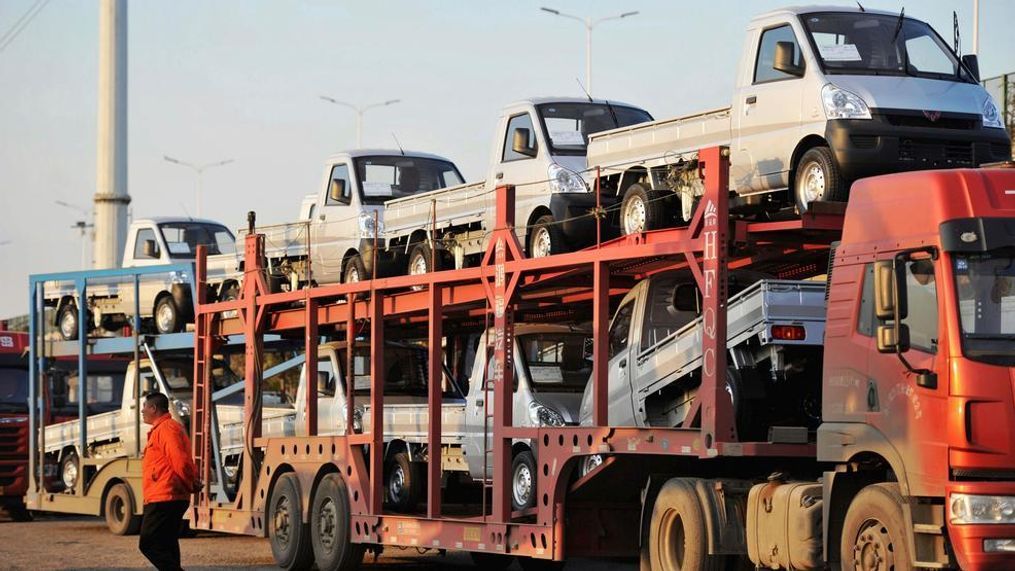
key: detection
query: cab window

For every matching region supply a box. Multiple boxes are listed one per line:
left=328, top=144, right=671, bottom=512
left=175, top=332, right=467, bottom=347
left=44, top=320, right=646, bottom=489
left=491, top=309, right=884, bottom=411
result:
left=502, top=113, right=538, bottom=162
left=608, top=302, right=635, bottom=358
left=326, top=164, right=351, bottom=206
left=133, top=228, right=160, bottom=259
left=754, top=24, right=805, bottom=83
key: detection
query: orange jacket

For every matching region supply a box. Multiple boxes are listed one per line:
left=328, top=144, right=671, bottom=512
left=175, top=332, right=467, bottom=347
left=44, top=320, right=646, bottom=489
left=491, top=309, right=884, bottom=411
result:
left=142, top=414, right=198, bottom=504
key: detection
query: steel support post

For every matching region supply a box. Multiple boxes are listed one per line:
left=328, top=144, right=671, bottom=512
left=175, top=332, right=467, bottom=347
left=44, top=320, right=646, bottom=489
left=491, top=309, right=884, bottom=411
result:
left=369, top=291, right=385, bottom=514
left=240, top=230, right=268, bottom=509
left=426, top=284, right=443, bottom=518
left=305, top=298, right=318, bottom=437
left=77, top=277, right=88, bottom=472
left=591, top=261, right=609, bottom=426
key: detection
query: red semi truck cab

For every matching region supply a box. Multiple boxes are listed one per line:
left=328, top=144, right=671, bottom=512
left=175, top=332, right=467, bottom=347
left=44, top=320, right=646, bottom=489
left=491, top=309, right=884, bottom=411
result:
left=820, top=166, right=1015, bottom=569
left=0, top=331, right=31, bottom=520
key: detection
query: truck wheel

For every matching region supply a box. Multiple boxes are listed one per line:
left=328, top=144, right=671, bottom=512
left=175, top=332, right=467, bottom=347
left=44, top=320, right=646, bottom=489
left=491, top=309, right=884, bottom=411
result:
left=621, top=183, right=669, bottom=235
left=57, top=302, right=80, bottom=341
left=840, top=483, right=911, bottom=571
left=154, top=296, right=181, bottom=334
left=407, top=242, right=442, bottom=277
left=61, top=449, right=79, bottom=491
left=310, top=473, right=364, bottom=571
left=105, top=483, right=141, bottom=535
left=646, top=478, right=725, bottom=571
left=511, top=450, right=536, bottom=512
left=6, top=501, right=33, bottom=522
left=794, top=146, right=846, bottom=214
left=343, top=255, right=367, bottom=284
left=269, top=473, right=314, bottom=570
left=528, top=215, right=564, bottom=258
left=385, top=451, right=420, bottom=512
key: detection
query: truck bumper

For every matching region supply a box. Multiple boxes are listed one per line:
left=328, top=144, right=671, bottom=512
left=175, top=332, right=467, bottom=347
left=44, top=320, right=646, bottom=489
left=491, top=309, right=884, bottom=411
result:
left=946, top=482, right=1015, bottom=570
left=549, top=192, right=618, bottom=249
left=824, top=115, right=1011, bottom=182
left=358, top=239, right=404, bottom=278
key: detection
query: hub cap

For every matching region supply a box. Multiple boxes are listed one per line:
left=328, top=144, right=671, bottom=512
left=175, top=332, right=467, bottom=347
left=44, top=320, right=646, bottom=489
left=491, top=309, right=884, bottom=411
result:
left=62, top=458, right=78, bottom=489
left=623, top=195, right=647, bottom=235
left=110, top=494, right=126, bottom=523
left=531, top=227, right=552, bottom=258
left=513, top=461, right=532, bottom=508
left=156, top=302, right=175, bottom=333
left=346, top=265, right=360, bottom=283
left=851, top=518, right=897, bottom=571
left=800, top=162, right=826, bottom=205
left=59, top=310, right=77, bottom=339
left=410, top=252, right=429, bottom=276
left=273, top=495, right=292, bottom=549
left=317, top=497, right=338, bottom=551
left=581, top=454, right=603, bottom=477
left=388, top=464, right=406, bottom=504
left=659, top=510, right=687, bottom=568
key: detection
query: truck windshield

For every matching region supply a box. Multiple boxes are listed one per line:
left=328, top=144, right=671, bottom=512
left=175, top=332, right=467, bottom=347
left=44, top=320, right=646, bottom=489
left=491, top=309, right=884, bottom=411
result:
left=801, top=12, right=974, bottom=83
left=339, top=344, right=463, bottom=399
left=953, top=252, right=1015, bottom=366
left=353, top=156, right=465, bottom=205
left=158, top=222, right=236, bottom=257
left=0, top=367, right=28, bottom=413
left=537, top=103, right=653, bottom=155
left=516, top=333, right=592, bottom=393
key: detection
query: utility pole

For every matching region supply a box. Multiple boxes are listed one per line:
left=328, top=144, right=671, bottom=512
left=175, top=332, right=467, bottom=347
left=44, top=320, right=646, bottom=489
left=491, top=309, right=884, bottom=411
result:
left=93, top=0, right=130, bottom=269
left=163, top=156, right=235, bottom=218
left=972, top=0, right=980, bottom=54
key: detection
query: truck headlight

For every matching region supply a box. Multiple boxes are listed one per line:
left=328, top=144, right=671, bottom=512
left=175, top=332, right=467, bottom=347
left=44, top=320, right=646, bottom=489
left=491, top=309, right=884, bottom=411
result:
left=352, top=406, right=364, bottom=433
left=983, top=95, right=1004, bottom=129
left=548, top=163, right=588, bottom=193
left=358, top=212, right=384, bottom=238
left=169, top=270, right=189, bottom=285
left=949, top=493, right=1015, bottom=524
left=528, top=402, right=565, bottom=427
left=821, top=84, right=871, bottom=120
left=174, top=400, right=191, bottom=418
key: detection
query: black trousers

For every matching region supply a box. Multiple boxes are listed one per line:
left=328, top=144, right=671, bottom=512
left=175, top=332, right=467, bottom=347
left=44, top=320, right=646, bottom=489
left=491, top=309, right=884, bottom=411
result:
left=139, top=500, right=189, bottom=571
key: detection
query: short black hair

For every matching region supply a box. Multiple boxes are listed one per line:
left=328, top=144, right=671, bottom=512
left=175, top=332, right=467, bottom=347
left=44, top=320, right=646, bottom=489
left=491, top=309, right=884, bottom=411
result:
left=144, top=391, right=170, bottom=413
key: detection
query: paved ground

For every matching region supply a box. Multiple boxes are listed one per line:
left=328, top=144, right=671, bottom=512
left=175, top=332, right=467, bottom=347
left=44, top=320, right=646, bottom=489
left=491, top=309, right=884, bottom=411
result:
left=0, top=510, right=635, bottom=570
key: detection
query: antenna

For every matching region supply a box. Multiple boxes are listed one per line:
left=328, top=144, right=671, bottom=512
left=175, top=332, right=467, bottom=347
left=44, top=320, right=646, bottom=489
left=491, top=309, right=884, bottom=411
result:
left=391, top=132, right=405, bottom=156
left=856, top=1, right=865, bottom=12
left=179, top=202, right=193, bottom=220
left=576, top=78, right=593, bottom=102
left=953, top=11, right=961, bottom=55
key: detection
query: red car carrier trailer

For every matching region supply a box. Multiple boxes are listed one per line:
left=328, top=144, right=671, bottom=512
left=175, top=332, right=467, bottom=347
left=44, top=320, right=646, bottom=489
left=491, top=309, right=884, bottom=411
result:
left=185, top=147, right=1015, bottom=570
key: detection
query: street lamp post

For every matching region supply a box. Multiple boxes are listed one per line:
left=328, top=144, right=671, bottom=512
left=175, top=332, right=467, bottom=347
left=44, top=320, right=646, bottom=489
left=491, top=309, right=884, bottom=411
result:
left=55, top=200, right=94, bottom=269
left=319, top=96, right=401, bottom=147
left=163, top=156, right=235, bottom=218
left=540, top=7, right=639, bottom=96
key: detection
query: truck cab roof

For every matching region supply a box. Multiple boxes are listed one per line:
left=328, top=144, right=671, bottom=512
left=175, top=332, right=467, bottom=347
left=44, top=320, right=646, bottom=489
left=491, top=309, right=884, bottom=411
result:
left=505, top=96, right=644, bottom=111
left=324, top=149, right=456, bottom=163
left=755, top=5, right=900, bottom=22
left=131, top=217, right=229, bottom=228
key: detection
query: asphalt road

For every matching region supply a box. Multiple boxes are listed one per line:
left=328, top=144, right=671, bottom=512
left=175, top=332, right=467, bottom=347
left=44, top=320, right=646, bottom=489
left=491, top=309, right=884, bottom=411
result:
left=0, top=511, right=635, bottom=570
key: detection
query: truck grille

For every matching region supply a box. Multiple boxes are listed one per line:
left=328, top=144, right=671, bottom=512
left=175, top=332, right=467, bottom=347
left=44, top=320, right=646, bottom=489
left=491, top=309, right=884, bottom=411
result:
left=0, top=423, right=28, bottom=487
left=898, top=138, right=974, bottom=166
left=884, top=113, right=979, bottom=130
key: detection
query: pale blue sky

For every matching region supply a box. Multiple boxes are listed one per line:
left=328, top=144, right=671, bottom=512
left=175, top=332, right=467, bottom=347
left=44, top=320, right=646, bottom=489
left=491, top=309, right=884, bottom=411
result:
left=1, top=0, right=1013, bottom=318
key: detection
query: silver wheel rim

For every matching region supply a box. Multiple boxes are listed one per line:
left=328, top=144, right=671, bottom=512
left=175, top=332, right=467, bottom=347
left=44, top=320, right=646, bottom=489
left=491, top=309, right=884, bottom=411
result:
left=346, top=265, right=360, bottom=283
left=800, top=162, right=826, bottom=206
left=156, top=302, right=175, bottom=333
left=60, top=310, right=77, bottom=339
left=852, top=518, right=897, bottom=571
left=317, top=497, right=337, bottom=551
left=273, top=495, right=292, bottom=549
left=410, top=252, right=429, bottom=276
left=623, top=195, right=647, bottom=235
left=582, top=455, right=603, bottom=477
left=388, top=464, right=406, bottom=504
left=531, top=227, right=552, bottom=258
left=513, top=461, right=532, bottom=507
left=63, top=458, right=77, bottom=489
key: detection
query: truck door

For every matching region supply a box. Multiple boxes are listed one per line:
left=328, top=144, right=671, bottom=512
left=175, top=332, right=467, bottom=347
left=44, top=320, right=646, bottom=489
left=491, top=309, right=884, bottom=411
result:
left=490, top=111, right=545, bottom=245
left=734, top=23, right=806, bottom=192
left=313, top=163, right=354, bottom=283
left=605, top=300, right=638, bottom=426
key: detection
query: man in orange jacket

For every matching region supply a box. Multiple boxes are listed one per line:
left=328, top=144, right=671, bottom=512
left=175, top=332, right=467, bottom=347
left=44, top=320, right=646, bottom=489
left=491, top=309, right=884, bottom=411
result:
left=139, top=392, right=202, bottom=570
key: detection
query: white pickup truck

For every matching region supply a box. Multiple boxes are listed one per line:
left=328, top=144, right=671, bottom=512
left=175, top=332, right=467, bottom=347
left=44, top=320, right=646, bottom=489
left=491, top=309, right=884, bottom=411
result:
left=585, top=5, right=1011, bottom=233
left=381, top=98, right=653, bottom=273
left=45, top=217, right=238, bottom=339
left=248, top=150, right=466, bottom=287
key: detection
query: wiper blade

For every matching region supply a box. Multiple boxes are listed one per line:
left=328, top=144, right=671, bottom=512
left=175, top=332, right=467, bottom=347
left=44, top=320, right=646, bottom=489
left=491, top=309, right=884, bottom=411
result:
left=891, top=7, right=905, bottom=42
left=964, top=333, right=1015, bottom=340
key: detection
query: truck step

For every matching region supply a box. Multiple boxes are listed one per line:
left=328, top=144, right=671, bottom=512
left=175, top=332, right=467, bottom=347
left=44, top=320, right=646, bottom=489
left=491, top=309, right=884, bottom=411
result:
left=912, top=523, right=944, bottom=535
left=911, top=562, right=948, bottom=569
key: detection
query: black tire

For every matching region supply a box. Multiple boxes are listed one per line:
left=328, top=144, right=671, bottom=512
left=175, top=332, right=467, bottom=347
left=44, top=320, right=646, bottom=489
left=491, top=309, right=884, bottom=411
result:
left=343, top=255, right=368, bottom=284
left=384, top=451, right=420, bottom=512
left=528, top=214, right=565, bottom=258
left=153, top=295, right=181, bottom=334
left=219, top=282, right=239, bottom=302
left=57, top=302, right=80, bottom=341
left=469, top=552, right=516, bottom=570
left=6, top=501, right=33, bottom=522
left=269, top=473, right=315, bottom=570
left=511, top=450, right=537, bottom=512
left=646, top=478, right=725, bottom=571
left=310, top=473, right=364, bottom=571
left=793, top=146, right=846, bottom=214
left=104, top=483, right=141, bottom=535
left=621, top=182, right=671, bottom=235
left=840, top=483, right=912, bottom=571
left=61, top=448, right=79, bottom=491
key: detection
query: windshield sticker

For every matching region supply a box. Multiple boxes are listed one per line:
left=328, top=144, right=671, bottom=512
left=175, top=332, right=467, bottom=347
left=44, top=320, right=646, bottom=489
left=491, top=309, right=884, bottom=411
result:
left=530, top=365, right=564, bottom=384
left=166, top=242, right=191, bottom=255
left=362, top=182, right=393, bottom=196
left=550, top=130, right=586, bottom=146
left=818, top=44, right=863, bottom=62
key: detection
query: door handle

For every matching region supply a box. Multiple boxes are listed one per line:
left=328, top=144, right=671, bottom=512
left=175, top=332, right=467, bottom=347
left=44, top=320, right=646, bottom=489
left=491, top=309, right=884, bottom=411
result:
left=619, top=359, right=627, bottom=369
left=495, top=172, right=504, bottom=180
left=745, top=95, right=757, bottom=104
left=319, top=214, right=326, bottom=221
left=475, top=399, right=484, bottom=407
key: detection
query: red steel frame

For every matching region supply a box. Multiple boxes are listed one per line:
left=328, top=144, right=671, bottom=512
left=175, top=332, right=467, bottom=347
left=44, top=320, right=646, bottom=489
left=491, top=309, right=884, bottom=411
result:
left=189, top=146, right=843, bottom=559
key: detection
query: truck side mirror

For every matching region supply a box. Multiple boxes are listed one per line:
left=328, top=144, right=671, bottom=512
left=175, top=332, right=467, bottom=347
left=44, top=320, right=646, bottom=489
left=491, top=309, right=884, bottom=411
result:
left=877, top=322, right=910, bottom=353
left=873, top=261, right=908, bottom=321
left=142, top=240, right=159, bottom=259
left=961, top=54, right=980, bottom=82
left=329, top=178, right=347, bottom=203
left=672, top=283, right=702, bottom=313
left=145, top=376, right=158, bottom=395
left=511, top=128, right=537, bottom=157
left=773, top=41, right=804, bottom=77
